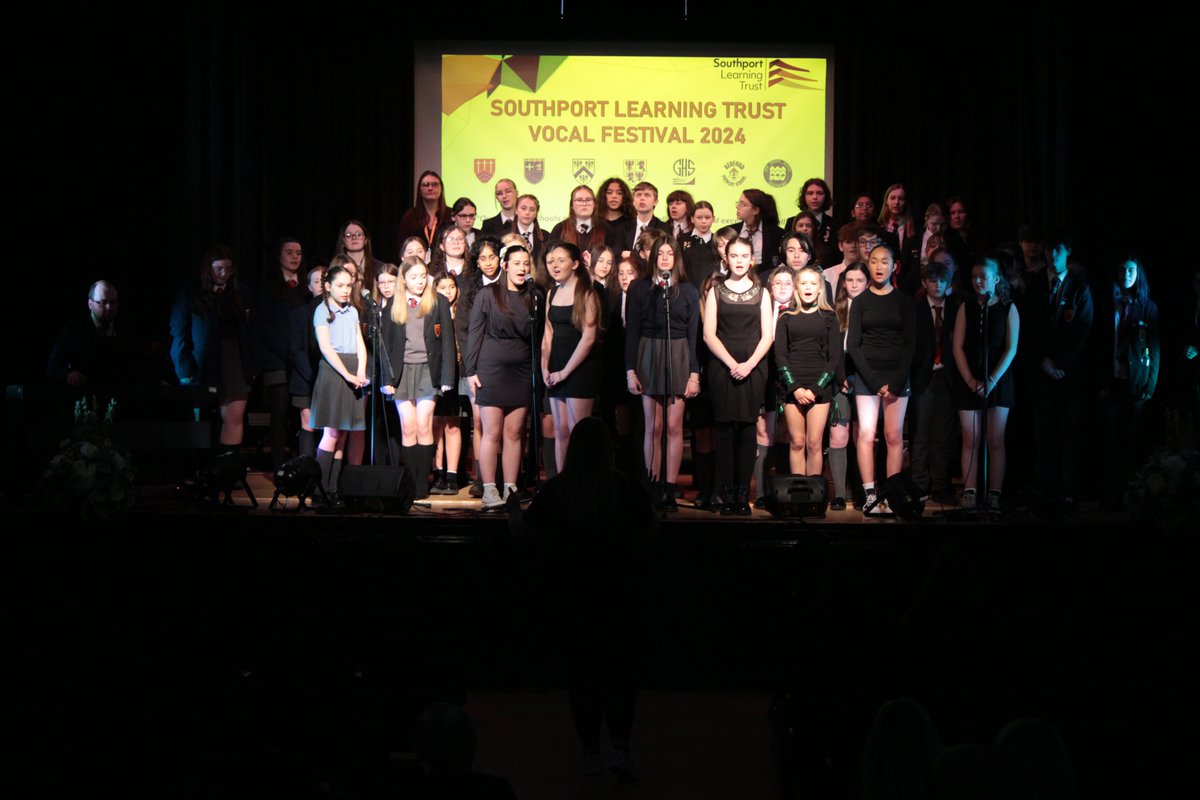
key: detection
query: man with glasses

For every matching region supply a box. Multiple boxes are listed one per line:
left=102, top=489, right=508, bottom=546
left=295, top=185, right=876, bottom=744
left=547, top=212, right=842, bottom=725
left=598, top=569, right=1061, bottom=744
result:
left=48, top=280, right=142, bottom=387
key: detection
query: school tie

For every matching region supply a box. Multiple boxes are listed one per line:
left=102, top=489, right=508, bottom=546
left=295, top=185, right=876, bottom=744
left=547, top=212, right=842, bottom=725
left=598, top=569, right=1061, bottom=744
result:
left=933, top=304, right=943, bottom=365
left=408, top=297, right=418, bottom=309
left=287, top=278, right=297, bottom=288
left=579, top=223, right=589, bottom=235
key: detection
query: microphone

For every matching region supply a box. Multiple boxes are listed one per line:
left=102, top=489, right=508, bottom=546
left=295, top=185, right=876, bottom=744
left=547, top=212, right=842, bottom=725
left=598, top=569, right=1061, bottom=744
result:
left=524, top=274, right=535, bottom=285
left=656, top=270, right=672, bottom=289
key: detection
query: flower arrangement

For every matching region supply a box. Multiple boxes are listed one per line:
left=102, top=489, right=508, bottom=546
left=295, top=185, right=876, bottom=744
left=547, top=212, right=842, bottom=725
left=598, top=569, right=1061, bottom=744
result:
left=41, top=397, right=136, bottom=518
left=1124, top=409, right=1200, bottom=531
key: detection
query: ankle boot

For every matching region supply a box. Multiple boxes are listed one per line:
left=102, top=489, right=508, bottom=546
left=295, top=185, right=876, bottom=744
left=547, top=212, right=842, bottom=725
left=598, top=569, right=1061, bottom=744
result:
left=736, top=485, right=751, bottom=516
left=720, top=486, right=737, bottom=516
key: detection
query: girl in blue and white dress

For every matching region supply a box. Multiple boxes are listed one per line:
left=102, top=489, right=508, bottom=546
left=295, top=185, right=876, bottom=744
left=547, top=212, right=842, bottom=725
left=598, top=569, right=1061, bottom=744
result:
left=310, top=260, right=369, bottom=498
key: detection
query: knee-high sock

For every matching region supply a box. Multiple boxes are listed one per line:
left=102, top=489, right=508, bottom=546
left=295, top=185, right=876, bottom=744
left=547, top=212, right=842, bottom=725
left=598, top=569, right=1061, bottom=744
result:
left=316, top=448, right=335, bottom=493
left=542, top=436, right=558, bottom=480
left=753, top=443, right=767, bottom=499
left=297, top=428, right=318, bottom=459
left=738, top=423, right=757, bottom=489
left=828, top=445, right=848, bottom=499
left=329, top=454, right=343, bottom=494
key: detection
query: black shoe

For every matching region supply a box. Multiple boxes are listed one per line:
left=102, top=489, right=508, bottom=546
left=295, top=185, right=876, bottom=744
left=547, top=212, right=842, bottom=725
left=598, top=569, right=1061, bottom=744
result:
left=736, top=486, right=752, bottom=516
left=430, top=470, right=449, bottom=495
left=469, top=479, right=484, bottom=498
left=720, top=486, right=736, bottom=516
left=444, top=474, right=459, bottom=495
left=658, top=493, right=679, bottom=512
left=829, top=496, right=847, bottom=511
left=753, top=496, right=767, bottom=510
left=693, top=491, right=715, bottom=511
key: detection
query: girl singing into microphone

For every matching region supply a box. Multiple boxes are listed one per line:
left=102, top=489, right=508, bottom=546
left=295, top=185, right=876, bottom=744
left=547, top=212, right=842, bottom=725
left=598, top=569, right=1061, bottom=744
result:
left=625, top=235, right=701, bottom=510
left=952, top=254, right=1019, bottom=515
left=465, top=244, right=544, bottom=508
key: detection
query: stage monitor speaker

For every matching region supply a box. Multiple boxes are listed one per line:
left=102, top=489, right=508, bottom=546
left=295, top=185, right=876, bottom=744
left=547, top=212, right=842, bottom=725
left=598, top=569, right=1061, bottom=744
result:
left=884, top=472, right=925, bottom=522
left=764, top=474, right=828, bottom=518
left=338, top=465, right=415, bottom=514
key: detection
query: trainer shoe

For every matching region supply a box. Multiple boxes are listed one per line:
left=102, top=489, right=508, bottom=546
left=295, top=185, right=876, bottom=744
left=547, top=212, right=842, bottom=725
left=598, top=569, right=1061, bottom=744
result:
left=960, top=488, right=977, bottom=512
left=481, top=485, right=504, bottom=509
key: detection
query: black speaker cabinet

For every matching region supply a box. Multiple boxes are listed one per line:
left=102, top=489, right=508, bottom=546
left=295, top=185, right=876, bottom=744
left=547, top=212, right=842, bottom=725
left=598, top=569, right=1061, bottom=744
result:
left=764, top=474, right=828, bottom=518
left=338, top=465, right=415, bottom=514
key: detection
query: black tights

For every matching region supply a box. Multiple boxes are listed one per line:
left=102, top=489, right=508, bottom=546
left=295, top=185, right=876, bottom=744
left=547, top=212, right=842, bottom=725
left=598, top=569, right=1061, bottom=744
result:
left=716, top=421, right=756, bottom=488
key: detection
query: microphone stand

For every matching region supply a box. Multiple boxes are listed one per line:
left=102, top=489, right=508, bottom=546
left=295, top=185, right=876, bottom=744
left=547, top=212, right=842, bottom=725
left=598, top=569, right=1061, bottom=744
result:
left=658, top=274, right=672, bottom=511
left=362, top=291, right=383, bottom=466
left=977, top=294, right=990, bottom=519
left=527, top=279, right=541, bottom=496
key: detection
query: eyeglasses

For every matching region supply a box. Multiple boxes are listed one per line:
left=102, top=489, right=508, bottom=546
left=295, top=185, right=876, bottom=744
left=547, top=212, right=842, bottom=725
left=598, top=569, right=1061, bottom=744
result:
left=420, top=181, right=441, bottom=189
left=455, top=212, right=476, bottom=219
left=853, top=202, right=874, bottom=209
left=344, top=232, right=365, bottom=240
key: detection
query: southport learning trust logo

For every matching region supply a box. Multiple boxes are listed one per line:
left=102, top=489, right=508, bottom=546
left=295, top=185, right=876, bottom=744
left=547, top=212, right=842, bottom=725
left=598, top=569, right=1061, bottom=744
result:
left=474, top=158, right=495, bottom=183
left=524, top=158, right=544, bottom=184
left=722, top=160, right=747, bottom=187
left=572, top=158, right=595, bottom=184
left=711, top=57, right=821, bottom=91
left=764, top=159, right=792, bottom=188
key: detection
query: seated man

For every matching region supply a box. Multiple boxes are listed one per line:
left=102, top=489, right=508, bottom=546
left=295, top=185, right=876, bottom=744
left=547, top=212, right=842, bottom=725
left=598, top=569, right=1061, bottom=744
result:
left=46, top=280, right=141, bottom=387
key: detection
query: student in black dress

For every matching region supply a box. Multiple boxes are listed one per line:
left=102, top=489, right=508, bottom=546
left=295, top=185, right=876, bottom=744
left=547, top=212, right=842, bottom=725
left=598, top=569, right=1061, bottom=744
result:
left=690, top=269, right=726, bottom=511
left=952, top=255, right=1020, bottom=515
left=732, top=188, right=784, bottom=277
left=775, top=265, right=841, bottom=478
left=288, top=265, right=326, bottom=458
left=465, top=244, right=544, bottom=509
left=549, top=185, right=611, bottom=254
left=379, top=257, right=456, bottom=499
left=457, top=237, right=505, bottom=498
left=625, top=235, right=701, bottom=509
left=703, top=237, right=774, bottom=515
left=170, top=244, right=255, bottom=451
left=541, top=242, right=604, bottom=473
left=847, top=244, right=916, bottom=515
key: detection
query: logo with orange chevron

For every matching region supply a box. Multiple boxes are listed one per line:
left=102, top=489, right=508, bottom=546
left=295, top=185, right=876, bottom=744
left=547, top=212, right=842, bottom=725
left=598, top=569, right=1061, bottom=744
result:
left=768, top=59, right=820, bottom=91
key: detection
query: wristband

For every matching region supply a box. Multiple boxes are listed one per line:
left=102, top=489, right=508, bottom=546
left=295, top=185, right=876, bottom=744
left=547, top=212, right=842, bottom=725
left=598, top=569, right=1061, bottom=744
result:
left=816, top=371, right=832, bottom=389
left=778, top=365, right=795, bottom=387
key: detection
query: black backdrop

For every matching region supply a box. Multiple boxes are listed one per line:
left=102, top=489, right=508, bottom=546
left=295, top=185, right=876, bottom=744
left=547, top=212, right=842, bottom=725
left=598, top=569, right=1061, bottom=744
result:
left=10, top=2, right=1182, bottom=386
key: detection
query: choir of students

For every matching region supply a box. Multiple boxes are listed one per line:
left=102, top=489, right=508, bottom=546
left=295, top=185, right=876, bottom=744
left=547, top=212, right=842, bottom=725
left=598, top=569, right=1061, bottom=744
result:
left=138, top=171, right=1176, bottom=517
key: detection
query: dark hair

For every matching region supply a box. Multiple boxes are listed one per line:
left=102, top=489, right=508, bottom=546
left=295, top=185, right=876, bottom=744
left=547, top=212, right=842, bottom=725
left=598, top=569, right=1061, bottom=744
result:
left=1017, top=223, right=1043, bottom=243
left=835, top=262, right=870, bottom=332
left=493, top=244, right=533, bottom=314
left=650, top=235, right=688, bottom=297
left=468, top=236, right=502, bottom=276
left=599, top=177, right=635, bottom=218
left=413, top=170, right=447, bottom=215
left=372, top=262, right=401, bottom=305
left=546, top=241, right=603, bottom=333
left=196, top=244, right=244, bottom=310
left=973, top=253, right=1012, bottom=303
left=781, top=231, right=816, bottom=262
left=543, top=416, right=639, bottom=528
left=798, top=177, right=832, bottom=212
left=450, top=196, right=476, bottom=216
left=921, top=260, right=952, bottom=282
left=666, top=190, right=696, bottom=226
left=334, top=219, right=378, bottom=290
left=1113, top=254, right=1150, bottom=304
left=322, top=263, right=355, bottom=323
left=791, top=209, right=820, bottom=234
left=1044, top=231, right=1073, bottom=254
left=741, top=188, right=779, bottom=227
